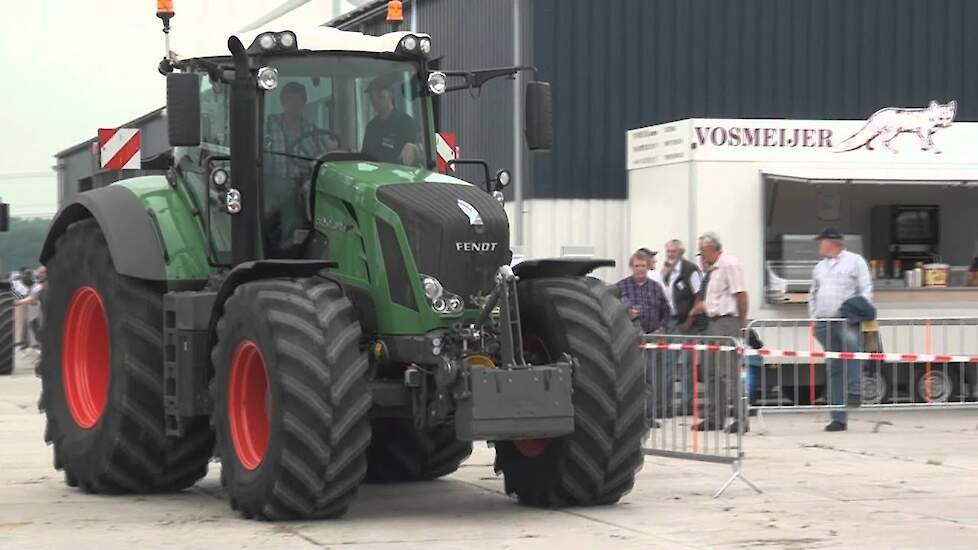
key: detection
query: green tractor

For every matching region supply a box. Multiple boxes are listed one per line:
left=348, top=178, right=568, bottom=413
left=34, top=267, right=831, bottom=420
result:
left=38, top=23, right=647, bottom=520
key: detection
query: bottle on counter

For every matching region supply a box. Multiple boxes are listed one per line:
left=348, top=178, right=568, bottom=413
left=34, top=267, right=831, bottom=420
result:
left=892, top=259, right=901, bottom=279
left=969, top=256, right=978, bottom=287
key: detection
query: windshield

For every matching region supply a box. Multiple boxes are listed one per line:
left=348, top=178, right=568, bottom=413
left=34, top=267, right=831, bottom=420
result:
left=260, top=54, right=431, bottom=255
left=262, top=55, right=430, bottom=166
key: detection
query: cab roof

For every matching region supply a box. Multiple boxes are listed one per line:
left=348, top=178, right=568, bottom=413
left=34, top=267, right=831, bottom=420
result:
left=178, top=27, right=429, bottom=61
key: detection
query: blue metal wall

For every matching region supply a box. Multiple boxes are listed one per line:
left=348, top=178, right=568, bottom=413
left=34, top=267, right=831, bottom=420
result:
left=531, top=0, right=978, bottom=199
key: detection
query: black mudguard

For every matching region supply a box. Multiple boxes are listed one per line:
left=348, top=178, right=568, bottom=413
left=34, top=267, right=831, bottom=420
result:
left=206, top=259, right=337, bottom=348
left=512, top=258, right=615, bottom=280
left=39, top=186, right=167, bottom=281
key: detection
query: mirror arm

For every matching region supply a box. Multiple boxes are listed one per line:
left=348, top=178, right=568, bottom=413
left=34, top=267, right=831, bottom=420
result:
left=446, top=159, right=492, bottom=193
left=442, top=65, right=537, bottom=93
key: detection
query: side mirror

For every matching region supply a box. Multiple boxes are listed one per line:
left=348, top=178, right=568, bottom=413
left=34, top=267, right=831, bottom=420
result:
left=0, top=202, right=9, bottom=232
left=524, top=81, right=553, bottom=151
left=166, top=72, right=201, bottom=147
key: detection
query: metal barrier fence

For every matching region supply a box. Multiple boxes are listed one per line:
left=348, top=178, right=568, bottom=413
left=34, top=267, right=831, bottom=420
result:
left=642, top=334, right=761, bottom=498
left=745, top=317, right=978, bottom=414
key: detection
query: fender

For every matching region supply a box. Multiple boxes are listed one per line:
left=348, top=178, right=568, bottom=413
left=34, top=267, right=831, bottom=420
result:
left=206, top=259, right=338, bottom=350
left=40, top=178, right=212, bottom=285
left=40, top=185, right=168, bottom=281
left=512, top=258, right=616, bottom=280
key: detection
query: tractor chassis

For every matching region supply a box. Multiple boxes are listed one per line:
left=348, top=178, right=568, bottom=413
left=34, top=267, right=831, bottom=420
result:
left=160, top=268, right=577, bottom=443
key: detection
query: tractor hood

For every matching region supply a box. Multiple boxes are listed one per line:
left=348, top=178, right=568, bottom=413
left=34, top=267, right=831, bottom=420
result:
left=318, top=161, right=511, bottom=300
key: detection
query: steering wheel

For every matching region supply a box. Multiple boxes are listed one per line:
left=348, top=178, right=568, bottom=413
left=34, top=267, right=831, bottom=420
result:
left=288, top=129, right=340, bottom=160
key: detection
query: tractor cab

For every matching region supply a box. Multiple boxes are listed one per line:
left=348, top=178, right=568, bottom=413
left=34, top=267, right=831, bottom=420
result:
left=167, top=28, right=442, bottom=261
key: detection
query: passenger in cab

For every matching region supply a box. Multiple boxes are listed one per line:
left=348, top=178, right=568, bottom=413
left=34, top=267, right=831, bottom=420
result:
left=361, top=76, right=421, bottom=165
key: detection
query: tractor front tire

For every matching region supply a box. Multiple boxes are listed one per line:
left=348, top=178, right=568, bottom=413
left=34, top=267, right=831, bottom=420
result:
left=365, top=418, right=473, bottom=482
left=39, top=218, right=214, bottom=493
left=493, top=276, right=648, bottom=507
left=0, top=287, right=13, bottom=375
left=212, top=278, right=372, bottom=520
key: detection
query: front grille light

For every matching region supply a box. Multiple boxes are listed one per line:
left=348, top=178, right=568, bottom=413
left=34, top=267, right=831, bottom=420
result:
left=419, top=274, right=464, bottom=315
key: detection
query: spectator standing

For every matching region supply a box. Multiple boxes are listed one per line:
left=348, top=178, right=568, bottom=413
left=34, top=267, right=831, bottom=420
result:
left=616, top=249, right=671, bottom=334
left=809, top=228, right=873, bottom=432
left=687, top=233, right=749, bottom=433
left=12, top=268, right=33, bottom=351
left=660, top=239, right=703, bottom=333
left=27, top=266, right=46, bottom=349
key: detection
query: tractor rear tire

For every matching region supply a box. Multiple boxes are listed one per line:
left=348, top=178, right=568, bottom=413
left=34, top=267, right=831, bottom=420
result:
left=39, top=218, right=214, bottom=493
left=493, top=276, right=648, bottom=507
left=0, top=287, right=13, bottom=375
left=364, top=418, right=473, bottom=482
left=211, top=278, right=372, bottom=520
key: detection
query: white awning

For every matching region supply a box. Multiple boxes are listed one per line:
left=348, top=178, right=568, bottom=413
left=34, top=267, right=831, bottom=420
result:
left=760, top=165, right=978, bottom=185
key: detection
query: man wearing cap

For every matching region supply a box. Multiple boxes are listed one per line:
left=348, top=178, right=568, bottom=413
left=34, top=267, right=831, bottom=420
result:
left=616, top=249, right=670, bottom=334
left=809, top=227, right=873, bottom=432
left=362, top=76, right=421, bottom=165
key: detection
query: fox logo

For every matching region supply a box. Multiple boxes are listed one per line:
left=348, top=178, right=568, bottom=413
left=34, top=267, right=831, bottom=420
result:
left=835, top=100, right=957, bottom=154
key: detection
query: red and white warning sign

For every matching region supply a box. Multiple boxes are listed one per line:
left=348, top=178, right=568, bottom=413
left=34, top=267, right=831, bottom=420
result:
left=98, top=128, right=141, bottom=170
left=435, top=132, right=458, bottom=173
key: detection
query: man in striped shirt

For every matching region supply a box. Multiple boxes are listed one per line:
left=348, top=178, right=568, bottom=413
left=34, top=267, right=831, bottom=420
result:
left=809, top=227, right=874, bottom=432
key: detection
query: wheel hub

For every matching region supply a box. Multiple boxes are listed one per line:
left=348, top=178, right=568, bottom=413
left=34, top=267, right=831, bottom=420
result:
left=62, top=286, right=110, bottom=429
left=228, top=340, right=270, bottom=470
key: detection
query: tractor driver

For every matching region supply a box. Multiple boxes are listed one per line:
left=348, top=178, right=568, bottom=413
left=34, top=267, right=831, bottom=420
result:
left=263, top=81, right=339, bottom=257
left=361, top=76, right=422, bottom=165
left=265, top=82, right=340, bottom=172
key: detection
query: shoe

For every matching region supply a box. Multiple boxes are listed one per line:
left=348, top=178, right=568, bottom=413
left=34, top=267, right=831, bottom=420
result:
left=846, top=394, right=862, bottom=408
left=824, top=421, right=847, bottom=432
left=692, top=421, right=722, bottom=432
left=726, top=420, right=749, bottom=434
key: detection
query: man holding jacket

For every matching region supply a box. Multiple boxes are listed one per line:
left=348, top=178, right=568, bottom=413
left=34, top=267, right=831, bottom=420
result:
left=809, top=227, right=874, bottom=432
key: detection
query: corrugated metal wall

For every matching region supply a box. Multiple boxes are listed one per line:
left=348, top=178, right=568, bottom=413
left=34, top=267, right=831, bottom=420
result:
left=532, top=0, right=978, bottom=200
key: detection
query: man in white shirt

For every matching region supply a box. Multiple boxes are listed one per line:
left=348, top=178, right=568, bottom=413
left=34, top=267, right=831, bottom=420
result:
left=687, top=233, right=749, bottom=433
left=660, top=239, right=703, bottom=333
left=809, top=228, right=873, bottom=432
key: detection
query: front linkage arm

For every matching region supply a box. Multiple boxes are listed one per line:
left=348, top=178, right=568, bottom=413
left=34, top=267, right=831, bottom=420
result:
left=476, top=265, right=526, bottom=368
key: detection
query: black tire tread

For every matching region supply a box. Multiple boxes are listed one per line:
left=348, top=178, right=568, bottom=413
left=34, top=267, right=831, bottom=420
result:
left=0, top=290, right=13, bottom=375
left=365, top=419, right=473, bottom=483
left=40, top=218, right=213, bottom=494
left=494, top=276, right=648, bottom=507
left=213, top=278, right=371, bottom=520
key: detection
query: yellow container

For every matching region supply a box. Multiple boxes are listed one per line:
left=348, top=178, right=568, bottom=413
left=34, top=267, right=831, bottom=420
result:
left=923, top=263, right=950, bottom=287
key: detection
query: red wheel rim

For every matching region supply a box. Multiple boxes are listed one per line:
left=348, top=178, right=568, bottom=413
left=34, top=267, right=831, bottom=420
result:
left=62, top=286, right=110, bottom=429
left=228, top=340, right=270, bottom=470
left=514, top=334, right=553, bottom=458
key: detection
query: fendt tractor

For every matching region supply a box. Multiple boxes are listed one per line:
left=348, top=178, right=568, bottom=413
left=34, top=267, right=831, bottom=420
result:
left=37, top=3, right=647, bottom=520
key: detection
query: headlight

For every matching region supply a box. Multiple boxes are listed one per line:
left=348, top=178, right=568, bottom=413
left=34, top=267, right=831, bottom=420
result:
left=278, top=31, right=296, bottom=49
left=210, top=167, right=230, bottom=188
left=419, top=37, right=432, bottom=54
left=419, top=274, right=464, bottom=315
left=427, top=71, right=447, bottom=95
left=257, top=67, right=279, bottom=90
left=421, top=275, right=443, bottom=300
left=495, top=169, right=512, bottom=188
left=399, top=35, right=418, bottom=53
left=225, top=189, right=242, bottom=214
left=257, top=32, right=276, bottom=50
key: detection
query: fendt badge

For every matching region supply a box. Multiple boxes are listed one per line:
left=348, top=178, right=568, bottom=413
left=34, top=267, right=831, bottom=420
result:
left=456, top=241, right=499, bottom=252
left=456, top=199, right=483, bottom=226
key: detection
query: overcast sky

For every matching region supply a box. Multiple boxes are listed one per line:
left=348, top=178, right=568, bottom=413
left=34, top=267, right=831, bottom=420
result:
left=0, top=0, right=363, bottom=217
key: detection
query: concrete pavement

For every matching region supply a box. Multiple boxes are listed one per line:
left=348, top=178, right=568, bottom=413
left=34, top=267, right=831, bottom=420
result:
left=3, top=354, right=978, bottom=549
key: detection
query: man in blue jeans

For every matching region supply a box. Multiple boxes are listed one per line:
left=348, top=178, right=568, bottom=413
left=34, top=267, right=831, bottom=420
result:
left=809, top=228, right=874, bottom=432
